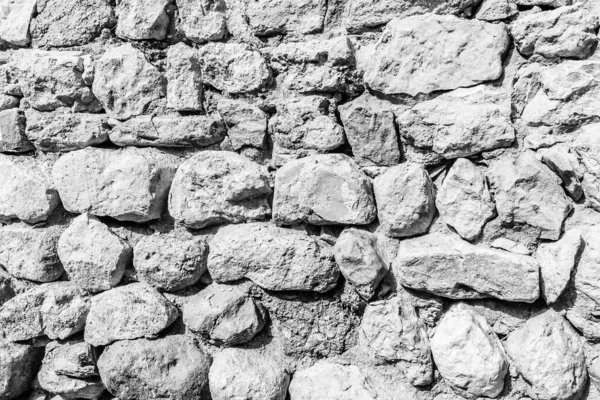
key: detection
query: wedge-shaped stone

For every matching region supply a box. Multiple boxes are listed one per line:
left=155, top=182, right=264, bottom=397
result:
left=393, top=232, right=540, bottom=302
left=505, top=310, right=587, bottom=400
left=0, top=109, right=30, bottom=153
left=168, top=151, right=271, bottom=229
left=538, top=229, right=582, bottom=304
left=178, top=0, right=227, bottom=43
left=539, top=143, right=583, bottom=201
left=166, top=43, right=203, bottom=111
left=115, top=0, right=172, bottom=40
left=0, top=340, right=42, bottom=400
left=246, top=0, right=326, bottom=36
left=274, top=154, right=376, bottom=225
left=84, top=283, right=178, bottom=346
left=398, top=85, right=514, bottom=159
left=0, top=0, right=36, bottom=47
left=364, top=15, right=509, bottom=96
left=217, top=98, right=267, bottom=150
left=208, top=222, right=339, bottom=292
left=431, top=303, right=508, bottom=399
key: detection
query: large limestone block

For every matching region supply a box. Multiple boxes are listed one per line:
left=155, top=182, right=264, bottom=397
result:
left=273, top=154, right=376, bottom=225
left=0, top=0, right=36, bottom=47
left=166, top=43, right=203, bottom=111
left=207, top=222, right=339, bottom=292
left=538, top=229, right=582, bottom=304
left=115, top=0, right=172, bottom=40
left=168, top=151, right=271, bottom=229
left=217, top=98, right=267, bottom=150
left=393, top=232, right=540, bottom=302
left=364, top=15, right=509, bottom=96
left=0, top=340, right=41, bottom=400
left=246, top=0, right=326, bottom=36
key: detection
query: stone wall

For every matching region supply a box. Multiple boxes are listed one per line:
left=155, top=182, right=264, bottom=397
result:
left=0, top=0, right=599, bottom=399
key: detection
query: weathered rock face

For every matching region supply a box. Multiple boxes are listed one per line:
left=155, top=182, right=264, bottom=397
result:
left=245, top=0, right=326, bottom=36
left=98, top=335, right=211, bottom=400
left=115, top=0, right=172, bottom=40
left=540, top=143, right=583, bottom=201
left=431, top=303, right=508, bottom=399
left=505, top=310, right=587, bottom=400
left=217, top=98, right=267, bottom=150
left=373, top=163, right=435, bottom=238
left=574, top=123, right=600, bottom=211
left=538, top=229, right=582, bottom=304
left=207, top=222, right=339, bottom=292
left=209, top=348, right=289, bottom=400
left=436, top=159, right=495, bottom=241
left=182, top=283, right=265, bottom=345
left=168, top=151, right=271, bottom=229
left=393, top=232, right=540, bottom=302
left=360, top=296, right=433, bottom=386
left=166, top=43, right=203, bottom=111
left=274, top=154, right=376, bottom=225
left=84, top=283, right=178, bottom=346
left=0, top=340, right=41, bottom=400
left=0, top=108, right=30, bottom=153
left=0, top=0, right=36, bottom=47
left=475, top=0, right=518, bottom=21
left=365, top=15, right=509, bottom=96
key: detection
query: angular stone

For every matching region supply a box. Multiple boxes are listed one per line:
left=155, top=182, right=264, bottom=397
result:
left=574, top=123, right=600, bottom=211
left=207, top=222, right=339, bottom=292
left=393, top=232, right=540, bottom=302
left=0, top=282, right=90, bottom=341
left=540, top=143, right=583, bottom=201
left=270, top=37, right=354, bottom=93
left=398, top=85, right=515, bottom=159
left=182, top=283, right=265, bottom=345
left=25, top=110, right=109, bottom=152
left=178, top=0, right=227, bottom=42
left=115, top=0, right=171, bottom=40
left=217, top=98, right=267, bottom=150
left=109, top=115, right=225, bottom=147
left=246, top=0, right=326, bottom=36
left=133, top=232, right=207, bottom=292
left=511, top=5, right=598, bottom=59
left=274, top=154, right=376, bottom=225
left=470, top=299, right=539, bottom=337
left=436, top=158, right=495, bottom=241
left=84, top=283, right=178, bottom=346
left=333, top=228, right=387, bottom=299
left=476, top=0, right=518, bottom=21
left=58, top=213, right=131, bottom=293
left=490, top=151, right=572, bottom=240
left=168, top=151, right=271, bottom=229
left=0, top=109, right=30, bottom=153
left=197, top=43, right=271, bottom=93
left=0, top=155, right=60, bottom=223
left=98, top=335, right=211, bottom=400
left=431, top=303, right=508, bottom=399
left=0, top=224, right=63, bottom=282
left=364, top=15, right=509, bottom=96
left=0, top=340, right=41, bottom=400
left=43, top=339, right=97, bottom=378
left=538, top=229, right=582, bottom=304
left=31, top=0, right=115, bottom=47
left=338, top=92, right=400, bottom=167
left=373, top=163, right=435, bottom=238
left=53, top=147, right=179, bottom=222
left=166, top=43, right=203, bottom=111
left=360, top=296, right=433, bottom=386
left=505, top=310, right=587, bottom=400
left=490, top=237, right=531, bottom=255
left=209, top=348, right=289, bottom=400
left=0, top=0, right=36, bottom=47
left=93, top=44, right=166, bottom=120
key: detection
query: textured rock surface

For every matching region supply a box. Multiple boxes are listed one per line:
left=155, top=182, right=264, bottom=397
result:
left=0, top=0, right=36, bottom=47
left=177, top=0, right=226, bottom=43
left=0, top=340, right=41, bottom=399
left=115, top=0, right=171, bottom=40
left=574, top=123, right=600, bottom=211
left=217, top=98, right=267, bottom=150
left=540, top=144, right=583, bottom=201
left=166, top=43, right=203, bottom=111
left=245, top=0, right=326, bottom=36
left=538, top=229, right=582, bottom=304
left=0, top=109, right=30, bottom=153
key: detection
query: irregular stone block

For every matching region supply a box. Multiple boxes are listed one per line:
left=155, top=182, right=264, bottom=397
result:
left=364, top=15, right=509, bottom=96
left=43, top=338, right=97, bottom=378
left=516, top=0, right=569, bottom=5
left=274, top=154, right=376, bottom=225
left=246, top=0, right=326, bottom=36
left=166, top=43, right=203, bottom=111
left=0, top=108, right=31, bottom=153
left=98, top=335, right=211, bottom=400
left=84, top=283, right=178, bottom=346
left=476, top=0, right=518, bottom=21
left=393, top=232, right=540, bottom=302
left=207, top=222, right=339, bottom=292
left=540, top=143, right=583, bottom=201
left=178, top=0, right=227, bottom=42
left=373, top=163, right=435, bottom=238
left=0, top=340, right=42, bottom=400
left=0, top=0, right=36, bottom=47
left=574, top=123, right=600, bottom=211
left=538, top=229, right=582, bottom=304
left=115, top=0, right=172, bottom=40
left=217, top=98, right=267, bottom=150
left=168, top=151, right=271, bottom=229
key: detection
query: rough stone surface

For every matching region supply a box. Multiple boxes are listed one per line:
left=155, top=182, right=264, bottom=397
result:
left=0, top=340, right=41, bottom=400
left=476, top=0, right=518, bottom=21
left=393, top=232, right=540, bottom=302
left=217, top=98, right=267, bottom=150
left=540, top=143, right=583, bottom=201
left=207, top=222, right=339, bottom=292
left=166, top=43, right=203, bottom=111
left=115, top=0, right=172, bottom=40
left=538, top=229, right=582, bottom=304
left=0, top=0, right=36, bottom=47
left=574, top=123, right=600, bottom=211
left=245, top=0, right=327, bottom=36
left=0, top=108, right=30, bottom=153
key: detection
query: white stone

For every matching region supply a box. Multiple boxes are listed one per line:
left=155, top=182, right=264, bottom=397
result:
left=115, top=0, right=172, bottom=40
left=538, top=229, right=582, bottom=304
left=246, top=0, right=326, bottom=36
left=0, top=0, right=36, bottom=47
left=166, top=43, right=203, bottom=111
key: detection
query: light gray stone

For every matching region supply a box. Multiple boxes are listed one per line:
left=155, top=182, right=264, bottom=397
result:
left=217, top=98, right=267, bottom=150
left=515, top=0, right=570, bottom=5
left=538, top=229, right=582, bottom=304
left=178, top=0, right=227, bottom=42
left=393, top=232, right=540, bottom=302
left=373, top=163, right=435, bottom=238
left=490, top=237, right=531, bottom=255
left=476, top=0, right=518, bottom=21
left=168, top=151, right=271, bottom=229
left=574, top=123, right=600, bottom=211
left=166, top=43, right=203, bottom=111
left=540, top=143, right=583, bottom=201
left=364, top=15, right=509, bottom=96
left=84, top=283, right=178, bottom=346
left=0, top=0, right=36, bottom=47
left=207, top=222, right=339, bottom=292
left=0, top=109, right=30, bottom=153
left=245, top=0, right=326, bottom=36
left=43, top=339, right=97, bottom=378
left=115, top=0, right=172, bottom=40
left=0, top=340, right=41, bottom=400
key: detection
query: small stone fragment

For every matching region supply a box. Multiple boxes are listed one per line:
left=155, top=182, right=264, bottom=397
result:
left=515, top=0, right=570, bottom=5
left=393, top=232, right=540, bottom=302
left=0, top=340, right=41, bottom=400
left=538, top=229, right=582, bottom=304
left=476, top=0, right=518, bottom=21
left=166, top=43, right=203, bottom=111
left=98, top=335, right=211, bottom=400
left=209, top=348, right=289, bottom=400
left=436, top=158, right=495, bottom=241
left=182, top=283, right=265, bottom=345
left=133, top=232, right=207, bottom=292
left=44, top=339, right=97, bottom=378
left=178, top=0, right=227, bottom=42
left=573, top=123, right=600, bottom=211
left=207, top=222, right=339, bottom=292
left=539, top=144, right=583, bottom=201
left=360, top=296, right=433, bottom=386
left=364, top=15, right=509, bottom=96
left=0, top=0, right=36, bottom=47
left=246, top=0, right=327, bottom=36
left=431, top=303, right=508, bottom=399
left=490, top=238, right=531, bottom=255
left=505, top=310, right=587, bottom=400
left=333, top=228, right=387, bottom=299
left=168, top=151, right=271, bottom=229
left=274, top=154, right=376, bottom=225
left=217, top=98, right=267, bottom=150
left=373, top=163, right=435, bottom=238
left=0, top=109, right=30, bottom=153
left=115, top=0, right=172, bottom=40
